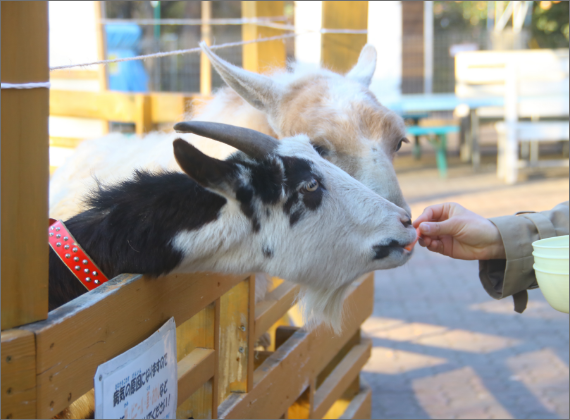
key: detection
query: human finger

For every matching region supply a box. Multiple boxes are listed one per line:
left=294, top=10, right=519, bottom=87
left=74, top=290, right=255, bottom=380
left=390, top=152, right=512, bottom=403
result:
left=413, top=205, right=438, bottom=228
left=419, top=217, right=463, bottom=238
left=427, top=238, right=446, bottom=255
left=413, top=203, right=456, bottom=228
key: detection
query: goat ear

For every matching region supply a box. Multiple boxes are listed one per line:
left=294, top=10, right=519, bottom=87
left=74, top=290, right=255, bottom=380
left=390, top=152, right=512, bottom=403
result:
left=200, top=42, right=285, bottom=113
left=173, top=139, right=237, bottom=190
left=345, top=44, right=377, bottom=87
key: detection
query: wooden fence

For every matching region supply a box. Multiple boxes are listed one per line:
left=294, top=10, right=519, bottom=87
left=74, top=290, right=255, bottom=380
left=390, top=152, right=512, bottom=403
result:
left=3, top=271, right=373, bottom=419
left=1, top=2, right=374, bottom=418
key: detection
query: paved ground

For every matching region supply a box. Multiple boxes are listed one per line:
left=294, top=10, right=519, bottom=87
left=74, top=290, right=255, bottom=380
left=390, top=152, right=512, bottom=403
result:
left=362, top=157, right=569, bottom=419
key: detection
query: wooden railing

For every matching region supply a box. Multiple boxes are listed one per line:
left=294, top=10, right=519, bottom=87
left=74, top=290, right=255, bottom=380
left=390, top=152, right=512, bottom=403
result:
left=2, top=271, right=373, bottom=419
left=49, top=89, right=203, bottom=139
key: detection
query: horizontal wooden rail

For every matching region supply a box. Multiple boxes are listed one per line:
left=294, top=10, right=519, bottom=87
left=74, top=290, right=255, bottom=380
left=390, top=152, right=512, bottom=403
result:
left=50, top=90, right=146, bottom=122
left=20, top=271, right=249, bottom=418
left=49, top=89, right=201, bottom=124
left=312, top=338, right=372, bottom=419
left=338, top=383, right=372, bottom=419
left=254, top=281, right=300, bottom=341
left=218, top=273, right=374, bottom=419
left=177, top=348, right=216, bottom=405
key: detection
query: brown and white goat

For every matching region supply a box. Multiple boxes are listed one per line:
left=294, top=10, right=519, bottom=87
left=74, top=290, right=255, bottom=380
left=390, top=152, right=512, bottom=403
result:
left=49, top=43, right=410, bottom=222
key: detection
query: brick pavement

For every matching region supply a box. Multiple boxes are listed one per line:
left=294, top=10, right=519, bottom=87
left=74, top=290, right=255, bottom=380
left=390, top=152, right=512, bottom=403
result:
left=362, top=163, right=569, bottom=419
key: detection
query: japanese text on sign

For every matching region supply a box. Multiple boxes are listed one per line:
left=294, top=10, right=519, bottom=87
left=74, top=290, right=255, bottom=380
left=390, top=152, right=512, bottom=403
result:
left=95, top=318, right=177, bottom=419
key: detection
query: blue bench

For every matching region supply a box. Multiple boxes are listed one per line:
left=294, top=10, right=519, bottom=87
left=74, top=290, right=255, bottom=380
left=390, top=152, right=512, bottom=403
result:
left=406, top=125, right=460, bottom=178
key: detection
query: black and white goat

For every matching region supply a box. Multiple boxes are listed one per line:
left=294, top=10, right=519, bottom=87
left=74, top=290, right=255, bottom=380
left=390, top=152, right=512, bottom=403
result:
left=49, top=122, right=415, bottom=331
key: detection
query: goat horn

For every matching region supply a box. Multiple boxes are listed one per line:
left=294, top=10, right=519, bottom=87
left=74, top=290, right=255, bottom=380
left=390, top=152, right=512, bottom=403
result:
left=174, top=121, right=279, bottom=160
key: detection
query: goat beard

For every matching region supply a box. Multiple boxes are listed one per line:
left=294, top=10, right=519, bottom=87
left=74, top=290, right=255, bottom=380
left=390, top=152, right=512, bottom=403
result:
left=297, top=283, right=352, bottom=335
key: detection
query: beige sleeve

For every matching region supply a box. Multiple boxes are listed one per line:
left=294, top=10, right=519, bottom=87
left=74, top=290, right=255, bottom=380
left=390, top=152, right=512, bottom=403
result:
left=478, top=202, right=569, bottom=310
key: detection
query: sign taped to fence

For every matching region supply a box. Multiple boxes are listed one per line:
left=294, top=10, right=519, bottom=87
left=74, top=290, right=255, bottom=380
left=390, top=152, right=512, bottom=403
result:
left=94, top=317, right=177, bottom=419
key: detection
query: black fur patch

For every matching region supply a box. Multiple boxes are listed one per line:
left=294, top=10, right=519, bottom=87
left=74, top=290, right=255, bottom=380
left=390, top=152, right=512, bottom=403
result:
left=290, top=210, right=303, bottom=226
left=281, top=156, right=325, bottom=226
left=283, top=191, right=298, bottom=215
left=262, top=245, right=274, bottom=258
left=249, top=159, right=283, bottom=204
left=49, top=171, right=226, bottom=310
left=236, top=186, right=255, bottom=219
left=373, top=240, right=401, bottom=260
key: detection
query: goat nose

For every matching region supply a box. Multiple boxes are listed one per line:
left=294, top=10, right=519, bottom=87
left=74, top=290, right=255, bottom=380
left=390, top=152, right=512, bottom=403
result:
left=401, top=218, right=412, bottom=228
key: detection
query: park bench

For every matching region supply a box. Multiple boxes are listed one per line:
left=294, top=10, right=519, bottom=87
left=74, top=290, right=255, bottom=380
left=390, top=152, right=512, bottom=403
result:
left=455, top=49, right=569, bottom=183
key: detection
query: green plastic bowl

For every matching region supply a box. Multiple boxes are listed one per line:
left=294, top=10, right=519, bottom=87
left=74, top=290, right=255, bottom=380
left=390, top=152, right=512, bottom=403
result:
left=533, top=253, right=569, bottom=274
left=533, top=265, right=569, bottom=314
left=532, top=235, right=569, bottom=259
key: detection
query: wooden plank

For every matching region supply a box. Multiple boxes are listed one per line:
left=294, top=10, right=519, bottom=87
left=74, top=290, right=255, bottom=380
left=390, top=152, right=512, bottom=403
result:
left=321, top=1, right=368, bottom=74
left=134, top=94, right=152, bottom=136
left=274, top=326, right=299, bottom=350
left=254, top=282, right=300, bottom=341
left=338, top=384, right=372, bottom=419
left=178, top=378, right=214, bottom=420
left=50, top=90, right=199, bottom=127
left=242, top=1, right=286, bottom=73
left=312, top=339, right=372, bottom=419
left=150, top=93, right=197, bottom=124
left=1, top=330, right=36, bottom=419
left=321, top=376, right=360, bottom=419
left=177, top=303, right=216, bottom=362
left=22, top=271, right=248, bottom=418
left=94, top=1, right=108, bottom=92
left=218, top=276, right=255, bottom=402
left=218, top=273, right=374, bottom=419
left=200, top=1, right=212, bottom=96
left=316, top=330, right=360, bottom=389
left=49, top=137, right=84, bottom=149
left=1, top=1, right=49, bottom=331
left=213, top=297, right=220, bottom=419
left=176, top=300, right=218, bottom=419
left=177, top=348, right=216, bottom=407
left=287, top=382, right=313, bottom=419
left=253, top=351, right=274, bottom=371
left=50, top=90, right=140, bottom=122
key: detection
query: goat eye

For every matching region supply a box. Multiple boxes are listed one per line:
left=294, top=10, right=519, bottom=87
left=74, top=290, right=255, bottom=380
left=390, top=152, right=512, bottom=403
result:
left=304, top=179, right=319, bottom=192
left=395, top=139, right=404, bottom=152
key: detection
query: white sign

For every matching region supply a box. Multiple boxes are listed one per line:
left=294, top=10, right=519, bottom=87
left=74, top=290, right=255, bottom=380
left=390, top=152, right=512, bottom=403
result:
left=95, top=318, right=177, bottom=419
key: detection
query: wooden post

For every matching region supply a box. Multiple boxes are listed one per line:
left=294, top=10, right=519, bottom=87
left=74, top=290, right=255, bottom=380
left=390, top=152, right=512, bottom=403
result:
left=242, top=1, right=286, bottom=73
left=94, top=1, right=108, bottom=91
left=504, top=62, right=519, bottom=184
left=218, top=275, right=255, bottom=402
left=1, top=1, right=49, bottom=330
left=321, top=1, right=368, bottom=74
left=200, top=1, right=212, bottom=96
left=1, top=330, right=37, bottom=419
left=134, top=94, right=152, bottom=136
left=94, top=1, right=109, bottom=135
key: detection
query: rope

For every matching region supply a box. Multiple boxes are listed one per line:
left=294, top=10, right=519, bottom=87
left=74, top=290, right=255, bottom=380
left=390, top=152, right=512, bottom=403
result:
left=1, top=82, right=51, bottom=89
left=50, top=31, right=303, bottom=71
left=49, top=28, right=369, bottom=71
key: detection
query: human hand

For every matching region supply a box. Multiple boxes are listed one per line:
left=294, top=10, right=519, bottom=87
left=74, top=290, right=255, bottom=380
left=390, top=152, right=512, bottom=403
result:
left=412, top=202, right=506, bottom=260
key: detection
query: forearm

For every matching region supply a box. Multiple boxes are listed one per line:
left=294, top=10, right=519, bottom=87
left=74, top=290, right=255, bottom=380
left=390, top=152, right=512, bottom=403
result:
left=479, top=202, right=569, bottom=300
